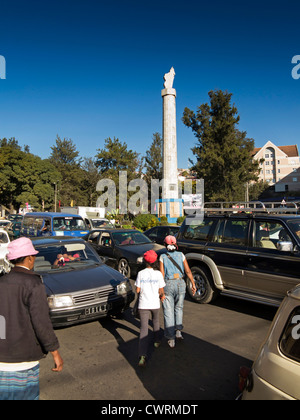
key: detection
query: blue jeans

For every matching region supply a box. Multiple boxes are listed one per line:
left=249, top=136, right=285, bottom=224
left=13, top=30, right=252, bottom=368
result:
left=162, top=279, right=186, bottom=340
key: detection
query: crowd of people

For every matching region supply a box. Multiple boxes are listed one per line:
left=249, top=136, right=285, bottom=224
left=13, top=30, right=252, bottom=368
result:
left=0, top=234, right=196, bottom=399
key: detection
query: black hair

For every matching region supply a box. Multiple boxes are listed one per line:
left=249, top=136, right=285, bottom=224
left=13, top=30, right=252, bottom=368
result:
left=9, top=256, right=27, bottom=265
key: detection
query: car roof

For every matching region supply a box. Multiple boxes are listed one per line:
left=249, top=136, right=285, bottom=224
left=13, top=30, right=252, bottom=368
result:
left=186, top=214, right=300, bottom=220
left=89, top=229, right=141, bottom=233
left=31, top=236, right=86, bottom=246
left=24, top=212, right=84, bottom=218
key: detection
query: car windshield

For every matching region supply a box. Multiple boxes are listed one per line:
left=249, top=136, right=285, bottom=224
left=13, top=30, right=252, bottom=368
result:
left=92, top=219, right=114, bottom=228
left=286, top=220, right=300, bottom=240
left=33, top=242, right=101, bottom=272
left=53, top=217, right=87, bottom=232
left=112, top=231, right=152, bottom=246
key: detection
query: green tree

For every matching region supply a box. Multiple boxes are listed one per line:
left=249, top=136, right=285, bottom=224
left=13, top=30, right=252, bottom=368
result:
left=182, top=90, right=261, bottom=202
left=95, top=137, right=141, bottom=209
left=0, top=138, right=60, bottom=211
left=49, top=135, right=86, bottom=207
left=143, top=132, right=163, bottom=184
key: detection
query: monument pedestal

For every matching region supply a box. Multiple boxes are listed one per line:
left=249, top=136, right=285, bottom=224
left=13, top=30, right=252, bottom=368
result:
left=156, top=198, right=183, bottom=224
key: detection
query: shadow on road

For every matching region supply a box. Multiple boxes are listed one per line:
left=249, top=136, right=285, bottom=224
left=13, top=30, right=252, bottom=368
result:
left=99, top=314, right=250, bottom=400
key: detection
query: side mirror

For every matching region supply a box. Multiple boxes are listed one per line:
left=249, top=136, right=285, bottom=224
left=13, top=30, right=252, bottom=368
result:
left=277, top=241, right=293, bottom=252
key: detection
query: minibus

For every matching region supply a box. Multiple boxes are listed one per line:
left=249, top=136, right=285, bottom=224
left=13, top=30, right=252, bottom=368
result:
left=21, top=212, right=89, bottom=237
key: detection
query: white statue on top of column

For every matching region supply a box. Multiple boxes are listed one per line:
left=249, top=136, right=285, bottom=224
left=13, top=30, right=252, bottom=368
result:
left=163, top=67, right=175, bottom=89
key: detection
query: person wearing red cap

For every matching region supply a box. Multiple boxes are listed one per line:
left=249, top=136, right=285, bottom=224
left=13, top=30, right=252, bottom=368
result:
left=159, top=236, right=196, bottom=348
left=0, top=237, right=63, bottom=400
left=135, top=250, right=166, bottom=367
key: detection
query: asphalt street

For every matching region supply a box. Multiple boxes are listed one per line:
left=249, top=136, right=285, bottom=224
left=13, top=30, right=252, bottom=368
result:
left=39, top=289, right=277, bottom=401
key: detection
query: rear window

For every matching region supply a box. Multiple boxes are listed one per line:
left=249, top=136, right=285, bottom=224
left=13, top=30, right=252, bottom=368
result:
left=280, top=306, right=300, bottom=364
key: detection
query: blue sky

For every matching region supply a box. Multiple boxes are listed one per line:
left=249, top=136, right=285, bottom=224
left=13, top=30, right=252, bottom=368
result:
left=1, top=0, right=300, bottom=169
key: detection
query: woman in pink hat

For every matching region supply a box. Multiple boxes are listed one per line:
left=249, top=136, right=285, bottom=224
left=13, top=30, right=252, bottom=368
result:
left=159, top=236, right=196, bottom=348
left=135, top=250, right=166, bottom=367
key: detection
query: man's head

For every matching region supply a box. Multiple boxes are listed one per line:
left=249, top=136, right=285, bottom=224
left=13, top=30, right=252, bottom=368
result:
left=7, top=237, right=39, bottom=270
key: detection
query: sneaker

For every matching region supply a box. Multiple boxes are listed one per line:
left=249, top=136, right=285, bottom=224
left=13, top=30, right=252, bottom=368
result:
left=154, top=342, right=161, bottom=349
left=168, top=339, right=176, bottom=348
left=138, top=355, right=147, bottom=367
left=176, top=330, right=184, bottom=340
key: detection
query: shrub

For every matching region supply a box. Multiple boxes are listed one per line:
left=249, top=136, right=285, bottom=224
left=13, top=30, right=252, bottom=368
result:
left=133, top=214, right=159, bottom=231
left=160, top=216, right=169, bottom=226
left=177, top=216, right=186, bottom=225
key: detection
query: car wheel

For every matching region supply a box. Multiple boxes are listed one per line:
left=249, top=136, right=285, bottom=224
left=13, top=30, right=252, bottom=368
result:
left=188, top=266, right=219, bottom=304
left=118, top=258, right=131, bottom=278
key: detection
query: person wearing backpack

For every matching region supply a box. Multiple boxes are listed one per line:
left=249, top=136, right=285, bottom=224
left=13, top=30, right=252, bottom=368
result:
left=159, top=236, right=196, bottom=348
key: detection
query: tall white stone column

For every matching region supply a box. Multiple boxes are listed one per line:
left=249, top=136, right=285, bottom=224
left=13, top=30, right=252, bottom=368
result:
left=161, top=86, right=178, bottom=199
left=156, top=67, right=183, bottom=223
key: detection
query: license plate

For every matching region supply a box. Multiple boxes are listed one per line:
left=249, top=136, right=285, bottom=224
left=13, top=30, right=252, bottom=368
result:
left=84, top=304, right=110, bottom=316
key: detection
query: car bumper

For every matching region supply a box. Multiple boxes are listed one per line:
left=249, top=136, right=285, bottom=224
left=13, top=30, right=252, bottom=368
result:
left=49, top=292, right=135, bottom=328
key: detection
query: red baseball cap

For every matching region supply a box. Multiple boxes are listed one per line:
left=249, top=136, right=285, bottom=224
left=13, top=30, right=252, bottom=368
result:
left=143, top=250, right=158, bottom=264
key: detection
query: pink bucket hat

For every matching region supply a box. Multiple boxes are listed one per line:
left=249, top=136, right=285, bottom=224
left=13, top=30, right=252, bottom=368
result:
left=164, top=235, right=177, bottom=246
left=7, top=237, right=39, bottom=261
left=164, top=235, right=178, bottom=250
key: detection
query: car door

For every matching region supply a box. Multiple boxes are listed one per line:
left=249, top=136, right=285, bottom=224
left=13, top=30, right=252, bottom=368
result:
left=205, top=217, right=250, bottom=290
left=246, top=219, right=300, bottom=300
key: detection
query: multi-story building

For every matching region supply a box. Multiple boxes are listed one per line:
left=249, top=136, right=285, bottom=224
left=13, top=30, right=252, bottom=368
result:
left=252, top=141, right=300, bottom=192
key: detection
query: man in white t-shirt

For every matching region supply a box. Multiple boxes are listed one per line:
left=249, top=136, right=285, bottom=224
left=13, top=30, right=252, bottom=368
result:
left=135, top=250, right=165, bottom=367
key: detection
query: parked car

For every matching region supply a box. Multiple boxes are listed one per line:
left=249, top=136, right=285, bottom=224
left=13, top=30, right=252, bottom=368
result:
left=239, top=284, right=300, bottom=400
left=85, top=229, right=165, bottom=278
left=0, top=220, right=11, bottom=228
left=0, top=228, right=10, bottom=275
left=144, top=225, right=180, bottom=245
left=176, top=202, right=300, bottom=306
left=30, top=237, right=135, bottom=327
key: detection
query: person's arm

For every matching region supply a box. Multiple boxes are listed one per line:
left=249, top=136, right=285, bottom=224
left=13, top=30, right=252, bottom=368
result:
left=159, top=287, right=165, bottom=301
left=29, top=281, right=63, bottom=372
left=51, top=350, right=64, bottom=372
left=159, top=260, right=165, bottom=278
left=183, top=259, right=197, bottom=295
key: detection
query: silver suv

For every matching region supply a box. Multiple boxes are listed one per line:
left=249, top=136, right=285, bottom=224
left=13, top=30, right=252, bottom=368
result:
left=240, top=284, right=300, bottom=400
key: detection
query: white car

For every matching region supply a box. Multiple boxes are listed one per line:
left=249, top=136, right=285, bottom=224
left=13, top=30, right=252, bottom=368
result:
left=0, top=229, right=10, bottom=274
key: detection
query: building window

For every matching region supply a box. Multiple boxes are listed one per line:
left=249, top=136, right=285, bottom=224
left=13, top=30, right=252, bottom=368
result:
left=293, top=177, right=297, bottom=182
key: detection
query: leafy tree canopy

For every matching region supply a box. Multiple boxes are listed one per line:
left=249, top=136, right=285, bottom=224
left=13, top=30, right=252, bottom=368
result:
left=182, top=90, right=261, bottom=202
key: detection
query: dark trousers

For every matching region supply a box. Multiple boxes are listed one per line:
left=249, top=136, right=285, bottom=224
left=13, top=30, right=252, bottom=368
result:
left=138, top=309, right=161, bottom=357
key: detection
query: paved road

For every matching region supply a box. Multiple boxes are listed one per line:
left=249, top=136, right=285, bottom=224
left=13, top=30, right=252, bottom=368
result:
left=40, top=291, right=277, bottom=400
